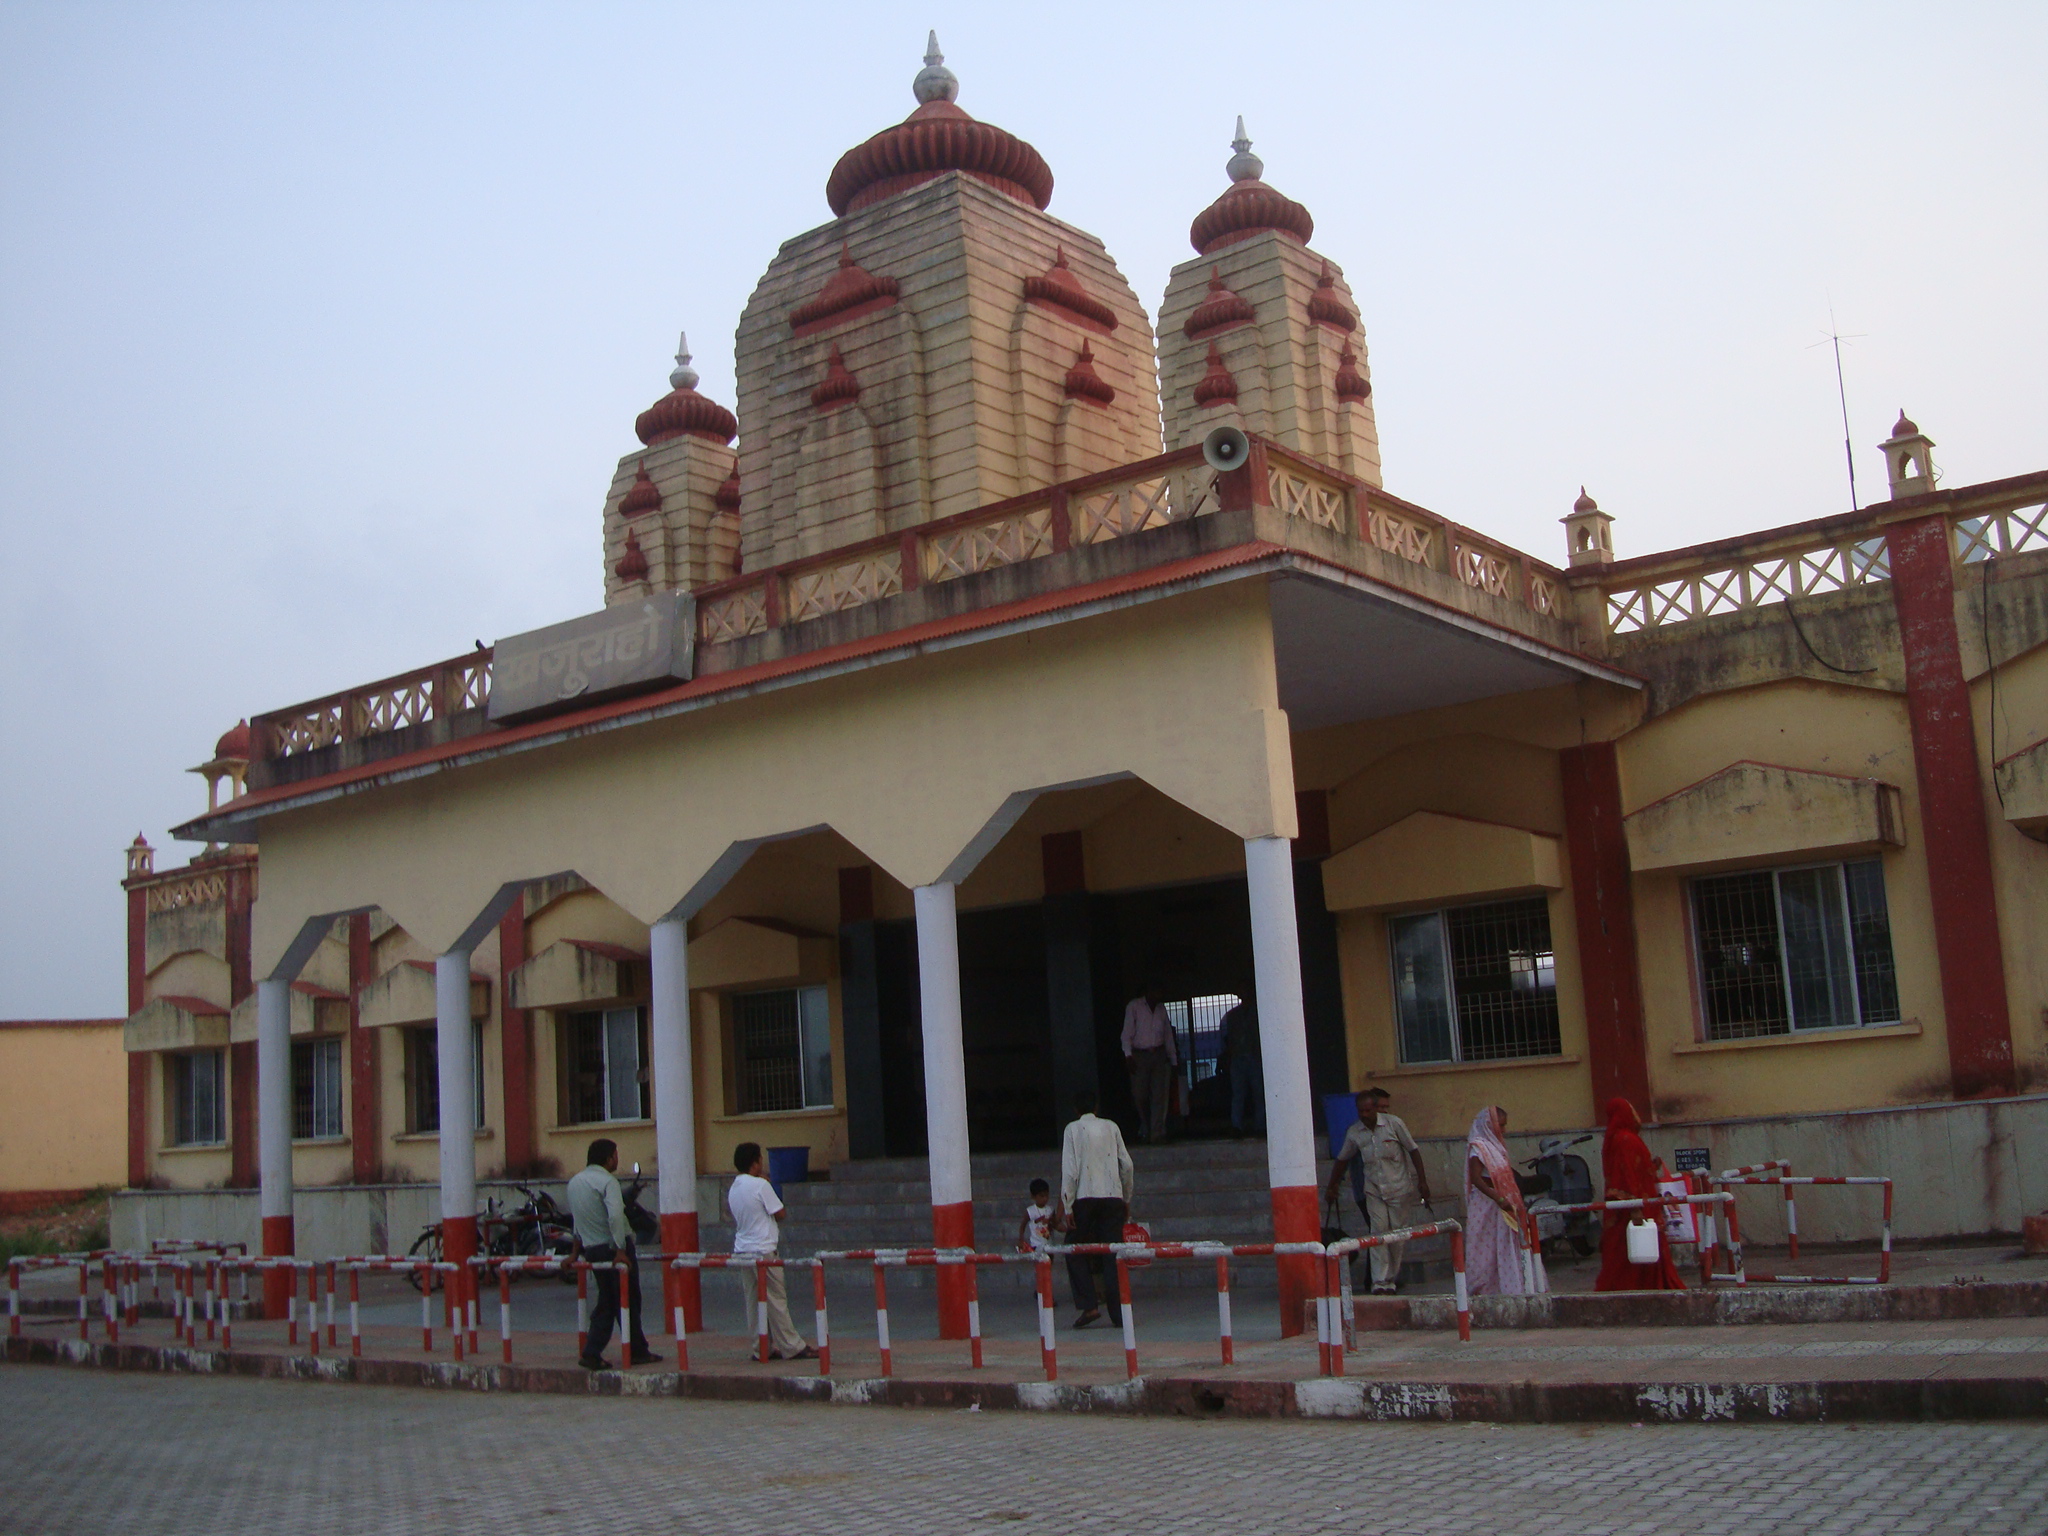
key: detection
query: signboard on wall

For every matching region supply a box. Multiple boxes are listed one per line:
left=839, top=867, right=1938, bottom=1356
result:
left=1672, top=1147, right=1712, bottom=1173
left=488, top=593, right=695, bottom=724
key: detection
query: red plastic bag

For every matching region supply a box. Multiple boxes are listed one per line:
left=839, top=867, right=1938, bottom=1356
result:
left=1122, top=1220, right=1153, bottom=1268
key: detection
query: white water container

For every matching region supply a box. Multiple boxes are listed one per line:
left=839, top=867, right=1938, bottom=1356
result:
left=1626, top=1218, right=1660, bottom=1265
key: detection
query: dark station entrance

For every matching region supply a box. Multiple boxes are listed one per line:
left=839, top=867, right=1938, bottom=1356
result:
left=842, top=864, right=1348, bottom=1158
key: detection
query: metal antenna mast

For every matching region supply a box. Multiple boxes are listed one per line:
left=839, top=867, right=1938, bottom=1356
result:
left=1811, top=306, right=1865, bottom=512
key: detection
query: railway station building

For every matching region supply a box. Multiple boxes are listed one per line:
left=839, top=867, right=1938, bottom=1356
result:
left=119, top=41, right=2048, bottom=1332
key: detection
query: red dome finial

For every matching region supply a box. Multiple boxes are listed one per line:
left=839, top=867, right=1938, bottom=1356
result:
left=620, top=461, right=663, bottom=517
left=1308, top=263, right=1356, bottom=332
left=613, top=528, right=650, bottom=583
left=213, top=720, right=251, bottom=761
left=1891, top=408, right=1920, bottom=437
left=1193, top=341, right=1239, bottom=406
left=811, top=344, right=863, bottom=410
left=1184, top=265, right=1257, bottom=338
left=1022, top=245, right=1118, bottom=331
left=1334, top=345, right=1370, bottom=404
left=635, top=330, right=738, bottom=446
left=789, top=244, right=902, bottom=335
left=1189, top=118, right=1314, bottom=255
left=714, top=467, right=741, bottom=515
left=1063, top=343, right=1117, bottom=405
left=825, top=37, right=1054, bottom=215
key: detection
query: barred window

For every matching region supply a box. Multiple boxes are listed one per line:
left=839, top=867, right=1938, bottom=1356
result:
left=168, top=1050, right=226, bottom=1146
left=406, top=1021, right=486, bottom=1133
left=1692, top=859, right=1899, bottom=1041
left=734, top=986, right=832, bottom=1114
left=292, top=1036, right=345, bottom=1140
left=1388, top=897, right=1561, bottom=1066
left=563, top=1007, right=648, bottom=1124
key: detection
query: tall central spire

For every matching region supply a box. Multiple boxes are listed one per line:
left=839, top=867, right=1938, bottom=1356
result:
left=824, top=36, right=1054, bottom=216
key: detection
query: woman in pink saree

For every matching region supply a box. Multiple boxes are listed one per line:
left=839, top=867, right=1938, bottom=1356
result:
left=1464, top=1105, right=1546, bottom=1295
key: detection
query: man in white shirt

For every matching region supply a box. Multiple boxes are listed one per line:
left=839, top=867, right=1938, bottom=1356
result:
left=727, top=1141, right=815, bottom=1361
left=568, top=1138, right=660, bottom=1370
left=1119, top=986, right=1179, bottom=1144
left=1325, top=1088, right=1432, bottom=1295
left=1058, top=1092, right=1135, bottom=1329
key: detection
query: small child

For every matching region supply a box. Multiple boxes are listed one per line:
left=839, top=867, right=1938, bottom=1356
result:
left=1017, top=1177, right=1056, bottom=1254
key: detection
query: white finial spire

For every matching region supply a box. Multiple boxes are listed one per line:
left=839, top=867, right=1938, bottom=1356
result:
left=668, top=331, right=699, bottom=392
left=1226, top=116, right=1263, bottom=183
left=914, top=29, right=959, bottom=105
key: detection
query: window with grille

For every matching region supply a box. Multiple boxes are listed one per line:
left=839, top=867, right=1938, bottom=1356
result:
left=168, top=1050, right=225, bottom=1146
left=563, top=1006, right=649, bottom=1124
left=733, top=986, right=832, bottom=1114
left=292, top=1036, right=345, bottom=1140
left=1691, top=859, right=1899, bottom=1040
left=405, top=1022, right=486, bottom=1133
left=1388, top=896, right=1561, bottom=1065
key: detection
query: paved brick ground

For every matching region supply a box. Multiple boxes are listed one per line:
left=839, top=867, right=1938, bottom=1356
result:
left=2, top=1363, right=2045, bottom=1535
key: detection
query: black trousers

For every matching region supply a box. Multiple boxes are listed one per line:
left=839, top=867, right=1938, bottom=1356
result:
left=1065, top=1197, right=1127, bottom=1322
left=583, top=1241, right=647, bottom=1359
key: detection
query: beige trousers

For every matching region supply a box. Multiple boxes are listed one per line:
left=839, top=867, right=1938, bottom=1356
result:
left=1362, top=1190, right=1411, bottom=1288
left=734, top=1259, right=808, bottom=1356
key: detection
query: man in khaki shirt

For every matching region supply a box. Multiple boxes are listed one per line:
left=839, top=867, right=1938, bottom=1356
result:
left=1325, top=1088, right=1432, bottom=1294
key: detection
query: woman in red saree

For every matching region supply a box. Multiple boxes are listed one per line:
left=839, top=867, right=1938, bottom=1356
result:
left=1594, top=1097, right=1686, bottom=1291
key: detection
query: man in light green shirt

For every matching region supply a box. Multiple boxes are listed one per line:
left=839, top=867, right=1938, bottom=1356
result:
left=567, top=1138, right=660, bottom=1370
left=1326, top=1089, right=1432, bottom=1295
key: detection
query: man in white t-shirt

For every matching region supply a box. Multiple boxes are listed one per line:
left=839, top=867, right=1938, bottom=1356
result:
left=727, top=1142, right=814, bottom=1361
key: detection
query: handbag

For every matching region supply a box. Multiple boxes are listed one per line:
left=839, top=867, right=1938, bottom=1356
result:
left=1320, top=1197, right=1348, bottom=1247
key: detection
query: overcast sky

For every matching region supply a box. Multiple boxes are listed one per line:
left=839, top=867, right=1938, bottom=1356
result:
left=1, top=3, right=2042, bottom=1018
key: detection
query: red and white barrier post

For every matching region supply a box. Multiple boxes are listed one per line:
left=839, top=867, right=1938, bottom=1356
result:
left=873, top=1261, right=892, bottom=1378
left=1215, top=1254, right=1233, bottom=1367
left=1116, top=1256, right=1138, bottom=1380
left=1036, top=1254, right=1057, bottom=1380
left=811, top=1260, right=830, bottom=1376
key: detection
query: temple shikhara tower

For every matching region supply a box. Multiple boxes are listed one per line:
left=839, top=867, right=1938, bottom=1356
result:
left=117, top=37, right=2045, bottom=1348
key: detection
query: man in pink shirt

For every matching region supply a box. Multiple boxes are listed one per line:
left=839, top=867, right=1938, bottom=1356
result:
left=1120, top=985, right=1179, bottom=1143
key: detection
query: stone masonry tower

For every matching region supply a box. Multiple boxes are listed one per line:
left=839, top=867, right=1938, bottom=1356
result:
left=731, top=37, right=1164, bottom=570
left=1157, top=121, right=1383, bottom=487
left=600, top=333, right=742, bottom=607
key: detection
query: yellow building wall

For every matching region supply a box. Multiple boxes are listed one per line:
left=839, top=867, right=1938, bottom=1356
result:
left=1974, top=640, right=2048, bottom=1089
left=1619, top=678, right=1953, bottom=1119
left=147, top=951, right=231, bottom=1009
left=0, top=1022, right=127, bottom=1193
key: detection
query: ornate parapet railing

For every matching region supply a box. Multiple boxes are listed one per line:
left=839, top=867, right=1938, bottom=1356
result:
left=692, top=448, right=1233, bottom=644
left=143, top=867, right=230, bottom=914
left=253, top=651, right=491, bottom=762
left=1591, top=476, right=2048, bottom=638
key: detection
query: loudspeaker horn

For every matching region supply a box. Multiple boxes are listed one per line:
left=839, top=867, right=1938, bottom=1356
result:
left=1202, top=424, right=1251, bottom=472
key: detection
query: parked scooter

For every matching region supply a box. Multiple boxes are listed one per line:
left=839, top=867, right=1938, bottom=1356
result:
left=1522, top=1134, right=1598, bottom=1258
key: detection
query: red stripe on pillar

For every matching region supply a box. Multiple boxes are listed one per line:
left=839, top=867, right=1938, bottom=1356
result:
left=348, top=914, right=379, bottom=1184
left=1888, top=515, right=2015, bottom=1097
left=497, top=902, right=535, bottom=1172
left=126, top=881, right=148, bottom=1188
left=932, top=1199, right=976, bottom=1340
left=441, top=1214, right=479, bottom=1266
left=1560, top=742, right=1652, bottom=1112
left=226, top=865, right=258, bottom=1189
left=661, top=1210, right=702, bottom=1333
left=261, top=1214, right=294, bottom=1321
left=1270, top=1184, right=1318, bottom=1339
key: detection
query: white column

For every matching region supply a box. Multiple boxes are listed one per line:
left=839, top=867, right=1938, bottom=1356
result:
left=255, top=976, right=294, bottom=1225
left=435, top=949, right=477, bottom=1231
left=649, top=917, right=697, bottom=1223
left=1244, top=835, right=1318, bottom=1196
left=913, top=882, right=972, bottom=1215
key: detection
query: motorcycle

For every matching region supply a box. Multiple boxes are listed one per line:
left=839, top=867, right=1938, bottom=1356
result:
left=621, top=1164, right=659, bottom=1246
left=1521, top=1133, right=1598, bottom=1258
left=498, top=1183, right=578, bottom=1281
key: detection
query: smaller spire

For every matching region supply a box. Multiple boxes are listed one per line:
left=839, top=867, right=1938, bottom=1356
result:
left=913, top=29, right=959, bottom=105
left=668, top=332, right=699, bottom=392
left=1573, top=486, right=1598, bottom=514
left=1890, top=408, right=1920, bottom=438
left=811, top=343, right=863, bottom=410
left=620, top=461, right=663, bottom=518
left=1226, top=116, right=1264, bottom=183
left=1193, top=341, right=1239, bottom=406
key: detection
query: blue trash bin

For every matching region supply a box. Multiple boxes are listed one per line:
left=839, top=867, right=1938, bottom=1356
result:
left=1322, top=1092, right=1362, bottom=1160
left=766, top=1146, right=810, bottom=1198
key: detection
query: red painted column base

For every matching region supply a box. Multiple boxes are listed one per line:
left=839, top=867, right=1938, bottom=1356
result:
left=661, top=1211, right=702, bottom=1334
left=261, top=1215, right=294, bottom=1321
left=1270, top=1184, right=1318, bottom=1339
left=933, top=1200, right=976, bottom=1340
left=441, top=1214, right=479, bottom=1266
